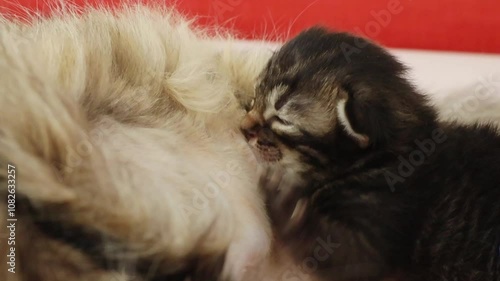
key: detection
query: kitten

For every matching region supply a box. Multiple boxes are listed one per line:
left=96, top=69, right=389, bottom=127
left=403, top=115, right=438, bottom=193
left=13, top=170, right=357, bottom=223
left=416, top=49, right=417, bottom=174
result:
left=241, top=27, right=500, bottom=281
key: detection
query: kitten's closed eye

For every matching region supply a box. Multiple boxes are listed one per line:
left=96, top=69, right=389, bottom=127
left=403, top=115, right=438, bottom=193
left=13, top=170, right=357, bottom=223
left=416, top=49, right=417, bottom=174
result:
left=249, top=98, right=255, bottom=109
left=269, top=117, right=302, bottom=137
left=243, top=97, right=255, bottom=112
left=269, top=116, right=292, bottom=126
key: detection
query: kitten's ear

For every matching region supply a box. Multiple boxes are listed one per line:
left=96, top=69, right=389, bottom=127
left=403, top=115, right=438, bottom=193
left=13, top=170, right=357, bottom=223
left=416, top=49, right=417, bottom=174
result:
left=336, top=91, right=370, bottom=149
left=337, top=85, right=397, bottom=149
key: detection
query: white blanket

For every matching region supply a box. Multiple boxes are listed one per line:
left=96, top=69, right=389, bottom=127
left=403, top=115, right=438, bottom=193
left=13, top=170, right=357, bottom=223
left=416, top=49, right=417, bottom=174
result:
left=393, top=49, right=500, bottom=125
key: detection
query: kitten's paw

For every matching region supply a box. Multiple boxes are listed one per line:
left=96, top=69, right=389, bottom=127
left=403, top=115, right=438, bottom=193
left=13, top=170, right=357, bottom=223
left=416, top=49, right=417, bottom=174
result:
left=222, top=226, right=271, bottom=281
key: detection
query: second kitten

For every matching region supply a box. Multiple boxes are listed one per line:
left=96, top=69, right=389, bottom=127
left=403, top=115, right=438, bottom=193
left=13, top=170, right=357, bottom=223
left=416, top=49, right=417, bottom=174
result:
left=241, top=27, right=500, bottom=281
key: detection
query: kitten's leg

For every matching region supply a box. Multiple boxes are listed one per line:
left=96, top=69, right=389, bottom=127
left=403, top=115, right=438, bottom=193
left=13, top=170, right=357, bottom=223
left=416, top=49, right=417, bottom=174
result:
left=218, top=166, right=273, bottom=281
left=261, top=174, right=396, bottom=281
left=224, top=222, right=272, bottom=281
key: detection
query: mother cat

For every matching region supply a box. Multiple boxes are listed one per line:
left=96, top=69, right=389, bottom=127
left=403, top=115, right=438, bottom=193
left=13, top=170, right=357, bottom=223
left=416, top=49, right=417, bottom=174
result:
left=0, top=4, right=280, bottom=281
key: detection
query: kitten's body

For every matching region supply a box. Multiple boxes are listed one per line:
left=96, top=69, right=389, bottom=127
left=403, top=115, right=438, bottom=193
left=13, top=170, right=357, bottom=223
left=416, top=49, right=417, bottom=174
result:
left=242, top=28, right=500, bottom=280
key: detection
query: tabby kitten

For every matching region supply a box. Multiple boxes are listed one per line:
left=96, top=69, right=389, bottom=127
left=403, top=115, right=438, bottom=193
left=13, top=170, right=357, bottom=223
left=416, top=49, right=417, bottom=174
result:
left=241, top=27, right=500, bottom=281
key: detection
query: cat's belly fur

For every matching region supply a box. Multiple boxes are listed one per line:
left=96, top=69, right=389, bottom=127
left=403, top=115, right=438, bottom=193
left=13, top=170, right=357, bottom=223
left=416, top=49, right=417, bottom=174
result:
left=91, top=117, right=274, bottom=280
left=0, top=4, right=312, bottom=280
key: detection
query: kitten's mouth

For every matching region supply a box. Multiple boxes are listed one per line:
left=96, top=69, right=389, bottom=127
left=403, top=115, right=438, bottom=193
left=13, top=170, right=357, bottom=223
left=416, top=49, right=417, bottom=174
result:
left=248, top=138, right=282, bottom=162
left=240, top=112, right=282, bottom=162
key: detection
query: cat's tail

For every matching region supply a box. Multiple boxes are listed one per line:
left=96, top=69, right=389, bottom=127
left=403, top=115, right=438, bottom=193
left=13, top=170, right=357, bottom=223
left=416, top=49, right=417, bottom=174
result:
left=0, top=22, right=98, bottom=280
left=0, top=26, right=84, bottom=204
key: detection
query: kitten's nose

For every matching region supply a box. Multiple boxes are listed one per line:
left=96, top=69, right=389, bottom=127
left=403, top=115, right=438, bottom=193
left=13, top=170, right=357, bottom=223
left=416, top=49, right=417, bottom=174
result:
left=241, top=124, right=262, bottom=140
left=241, top=110, right=264, bottom=141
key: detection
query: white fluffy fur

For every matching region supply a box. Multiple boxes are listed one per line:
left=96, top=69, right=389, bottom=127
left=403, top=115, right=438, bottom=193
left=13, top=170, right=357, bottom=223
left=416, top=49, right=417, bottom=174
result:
left=0, top=4, right=308, bottom=281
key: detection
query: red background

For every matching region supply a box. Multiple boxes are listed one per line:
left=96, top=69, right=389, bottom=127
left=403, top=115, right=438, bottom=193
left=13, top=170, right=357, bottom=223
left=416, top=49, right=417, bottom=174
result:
left=1, top=0, right=499, bottom=54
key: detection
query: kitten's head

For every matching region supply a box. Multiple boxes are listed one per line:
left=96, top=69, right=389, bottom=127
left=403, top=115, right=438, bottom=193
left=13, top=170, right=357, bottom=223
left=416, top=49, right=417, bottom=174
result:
left=241, top=27, right=436, bottom=177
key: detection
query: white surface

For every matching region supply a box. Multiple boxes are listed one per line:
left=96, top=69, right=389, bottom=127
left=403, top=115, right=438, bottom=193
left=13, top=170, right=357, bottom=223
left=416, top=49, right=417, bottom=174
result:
left=391, top=49, right=500, bottom=124
left=391, top=49, right=500, bottom=99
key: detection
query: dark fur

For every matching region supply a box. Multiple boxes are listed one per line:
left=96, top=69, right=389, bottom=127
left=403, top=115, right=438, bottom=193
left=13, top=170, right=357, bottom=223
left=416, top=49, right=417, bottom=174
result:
left=16, top=197, right=226, bottom=281
left=258, top=28, right=500, bottom=281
